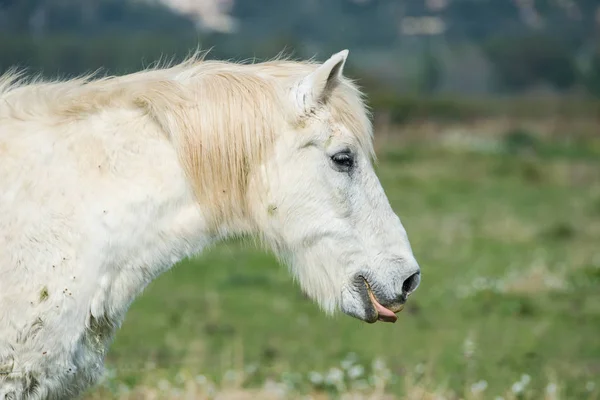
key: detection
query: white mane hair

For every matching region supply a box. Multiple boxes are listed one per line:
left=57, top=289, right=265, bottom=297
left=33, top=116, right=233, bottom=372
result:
left=0, top=52, right=373, bottom=229
left=0, top=49, right=420, bottom=400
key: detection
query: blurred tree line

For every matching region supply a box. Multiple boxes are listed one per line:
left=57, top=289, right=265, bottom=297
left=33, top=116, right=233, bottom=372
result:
left=0, top=0, right=599, bottom=99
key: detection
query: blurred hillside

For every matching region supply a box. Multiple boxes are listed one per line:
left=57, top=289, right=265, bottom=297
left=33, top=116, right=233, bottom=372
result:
left=1, top=0, right=600, bottom=98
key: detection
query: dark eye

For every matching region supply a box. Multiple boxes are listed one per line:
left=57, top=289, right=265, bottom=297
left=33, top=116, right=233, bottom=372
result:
left=331, top=151, right=354, bottom=171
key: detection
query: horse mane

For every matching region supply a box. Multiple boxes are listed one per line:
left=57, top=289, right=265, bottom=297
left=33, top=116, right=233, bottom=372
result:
left=0, top=50, right=373, bottom=228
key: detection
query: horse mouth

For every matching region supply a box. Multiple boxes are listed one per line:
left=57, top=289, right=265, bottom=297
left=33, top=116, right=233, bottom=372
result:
left=362, top=278, right=403, bottom=323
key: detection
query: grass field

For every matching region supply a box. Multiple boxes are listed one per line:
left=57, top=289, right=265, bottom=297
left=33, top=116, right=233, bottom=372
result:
left=83, top=126, right=600, bottom=399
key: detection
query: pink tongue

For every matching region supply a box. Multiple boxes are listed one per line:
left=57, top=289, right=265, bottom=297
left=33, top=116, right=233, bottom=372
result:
left=371, top=296, right=398, bottom=323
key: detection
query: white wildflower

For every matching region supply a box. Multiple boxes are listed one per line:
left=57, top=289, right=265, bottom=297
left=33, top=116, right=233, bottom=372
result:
left=281, top=371, right=301, bottom=390
left=369, top=358, right=392, bottom=389
left=341, top=352, right=358, bottom=370
left=325, top=367, right=344, bottom=385
left=348, top=364, right=364, bottom=380
left=205, top=383, right=217, bottom=397
left=512, top=381, right=524, bottom=394
left=325, top=367, right=346, bottom=392
left=372, top=358, right=387, bottom=371
left=223, top=369, right=239, bottom=383
left=175, top=371, right=186, bottom=384
left=587, top=381, right=596, bottom=392
left=546, top=382, right=557, bottom=394
left=373, top=368, right=391, bottom=382
left=470, top=380, right=488, bottom=393
left=195, top=374, right=208, bottom=386
left=463, top=335, right=476, bottom=359
left=520, top=374, right=531, bottom=385
left=308, top=371, right=323, bottom=385
left=473, top=277, right=487, bottom=290
left=341, top=359, right=354, bottom=370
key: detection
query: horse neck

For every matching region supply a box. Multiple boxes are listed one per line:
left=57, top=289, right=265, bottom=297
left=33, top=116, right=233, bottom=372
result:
left=46, top=106, right=220, bottom=328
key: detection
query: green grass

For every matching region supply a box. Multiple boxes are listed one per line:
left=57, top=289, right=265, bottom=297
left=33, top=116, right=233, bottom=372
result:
left=84, top=131, right=600, bottom=399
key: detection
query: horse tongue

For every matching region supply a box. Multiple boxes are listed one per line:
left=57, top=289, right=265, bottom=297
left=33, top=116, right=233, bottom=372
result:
left=374, top=302, right=397, bottom=323
left=369, top=292, right=398, bottom=323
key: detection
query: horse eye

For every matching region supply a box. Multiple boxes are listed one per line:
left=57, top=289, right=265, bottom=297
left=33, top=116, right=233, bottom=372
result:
left=331, top=151, right=354, bottom=171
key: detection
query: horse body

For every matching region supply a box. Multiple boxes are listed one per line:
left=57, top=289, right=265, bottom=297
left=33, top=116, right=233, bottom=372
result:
left=0, top=51, right=421, bottom=399
left=0, top=82, right=212, bottom=399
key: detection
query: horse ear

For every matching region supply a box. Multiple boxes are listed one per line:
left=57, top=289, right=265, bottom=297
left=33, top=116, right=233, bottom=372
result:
left=293, top=49, right=349, bottom=114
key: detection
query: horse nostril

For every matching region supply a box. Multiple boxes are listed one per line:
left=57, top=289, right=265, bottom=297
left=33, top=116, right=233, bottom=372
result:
left=402, top=270, right=421, bottom=295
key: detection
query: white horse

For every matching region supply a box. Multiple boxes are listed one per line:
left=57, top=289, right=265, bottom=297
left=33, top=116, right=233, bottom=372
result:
left=0, top=50, right=421, bottom=399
